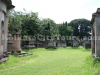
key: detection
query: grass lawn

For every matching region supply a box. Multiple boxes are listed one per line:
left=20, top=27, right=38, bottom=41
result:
left=0, top=47, right=100, bottom=75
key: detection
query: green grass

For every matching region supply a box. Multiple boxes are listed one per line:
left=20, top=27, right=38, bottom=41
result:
left=0, top=47, right=100, bottom=75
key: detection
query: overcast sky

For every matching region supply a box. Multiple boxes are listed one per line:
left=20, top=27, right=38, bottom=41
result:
left=12, top=0, right=100, bottom=23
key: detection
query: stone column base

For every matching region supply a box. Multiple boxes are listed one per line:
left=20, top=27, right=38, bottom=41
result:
left=0, top=45, right=3, bottom=60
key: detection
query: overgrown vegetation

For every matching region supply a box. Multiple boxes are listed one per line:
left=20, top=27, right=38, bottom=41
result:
left=0, top=47, right=100, bottom=75
left=8, top=10, right=91, bottom=39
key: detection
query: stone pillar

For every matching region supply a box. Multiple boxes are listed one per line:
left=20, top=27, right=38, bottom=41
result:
left=0, top=20, right=2, bottom=57
left=0, top=0, right=15, bottom=62
left=94, top=18, right=100, bottom=57
left=12, top=29, right=21, bottom=53
left=3, top=15, right=8, bottom=53
left=7, top=31, right=13, bottom=52
left=0, top=45, right=3, bottom=59
left=91, top=26, right=95, bottom=55
left=0, top=21, right=1, bottom=45
left=57, top=40, right=60, bottom=47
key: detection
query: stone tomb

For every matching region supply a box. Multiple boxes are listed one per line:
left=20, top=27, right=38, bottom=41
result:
left=60, top=41, right=67, bottom=47
left=82, top=37, right=91, bottom=49
left=82, top=37, right=88, bottom=47
left=84, top=41, right=91, bottom=49
left=11, top=29, right=32, bottom=56
left=91, top=8, right=100, bottom=57
left=22, top=40, right=36, bottom=49
left=57, top=40, right=61, bottom=47
left=72, top=40, right=79, bottom=47
left=0, top=0, right=15, bottom=62
left=11, top=29, right=21, bottom=53
left=35, top=40, right=46, bottom=48
left=46, top=40, right=57, bottom=49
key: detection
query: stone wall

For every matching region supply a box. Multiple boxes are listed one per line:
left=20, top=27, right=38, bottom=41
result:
left=0, top=0, right=8, bottom=56
left=91, top=8, right=100, bottom=57
left=0, top=0, right=14, bottom=61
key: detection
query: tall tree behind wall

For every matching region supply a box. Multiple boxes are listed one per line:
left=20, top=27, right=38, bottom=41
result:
left=69, top=19, right=91, bottom=39
left=8, top=10, right=23, bottom=34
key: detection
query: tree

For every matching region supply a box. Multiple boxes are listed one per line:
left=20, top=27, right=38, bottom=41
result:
left=59, top=22, right=73, bottom=36
left=8, top=10, right=23, bottom=34
left=58, top=22, right=73, bottom=45
left=69, top=19, right=91, bottom=39
left=21, top=11, right=40, bottom=37
left=8, top=10, right=40, bottom=37
left=39, top=18, right=59, bottom=37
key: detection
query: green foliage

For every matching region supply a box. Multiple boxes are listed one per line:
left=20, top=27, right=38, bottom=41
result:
left=8, top=10, right=23, bottom=34
left=8, top=10, right=40, bottom=36
left=39, top=18, right=59, bottom=37
left=8, top=10, right=59, bottom=37
left=59, top=22, right=73, bottom=36
left=93, top=57, right=100, bottom=66
left=21, top=18, right=39, bottom=36
left=58, top=22, right=73, bottom=45
left=69, top=18, right=91, bottom=39
left=8, top=10, right=91, bottom=41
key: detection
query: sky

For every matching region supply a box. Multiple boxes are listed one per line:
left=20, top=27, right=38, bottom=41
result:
left=12, top=0, right=100, bottom=23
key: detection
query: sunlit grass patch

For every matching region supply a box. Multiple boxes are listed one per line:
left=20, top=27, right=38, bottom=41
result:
left=0, top=47, right=99, bottom=75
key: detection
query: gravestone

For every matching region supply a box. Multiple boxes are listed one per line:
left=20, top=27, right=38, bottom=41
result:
left=57, top=40, right=61, bottom=47
left=82, top=37, right=88, bottom=47
left=82, top=37, right=91, bottom=49
left=60, top=40, right=67, bottom=47
left=72, top=40, right=79, bottom=47
left=22, top=40, right=36, bottom=49
left=90, top=8, right=100, bottom=57
left=46, top=40, right=57, bottom=49
left=35, top=40, right=46, bottom=48
left=84, top=41, right=91, bottom=49
left=71, top=38, right=79, bottom=47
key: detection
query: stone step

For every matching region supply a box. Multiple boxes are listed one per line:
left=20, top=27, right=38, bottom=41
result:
left=0, top=57, right=8, bottom=63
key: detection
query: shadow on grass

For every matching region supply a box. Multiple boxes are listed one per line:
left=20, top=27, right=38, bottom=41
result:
left=71, top=46, right=82, bottom=50
left=22, top=48, right=37, bottom=52
left=72, top=47, right=80, bottom=49
left=45, top=48, right=58, bottom=51
left=84, top=48, right=91, bottom=50
left=83, top=48, right=91, bottom=52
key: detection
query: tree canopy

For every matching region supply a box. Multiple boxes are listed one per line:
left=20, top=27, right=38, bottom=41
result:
left=8, top=10, right=91, bottom=40
left=69, top=19, right=91, bottom=39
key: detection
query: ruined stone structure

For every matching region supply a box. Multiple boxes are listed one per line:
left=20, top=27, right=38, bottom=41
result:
left=82, top=37, right=91, bottom=49
left=71, top=37, right=79, bottom=47
left=46, top=40, right=57, bottom=49
left=22, top=40, right=36, bottom=49
left=0, top=0, right=14, bottom=62
left=91, top=8, right=100, bottom=57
